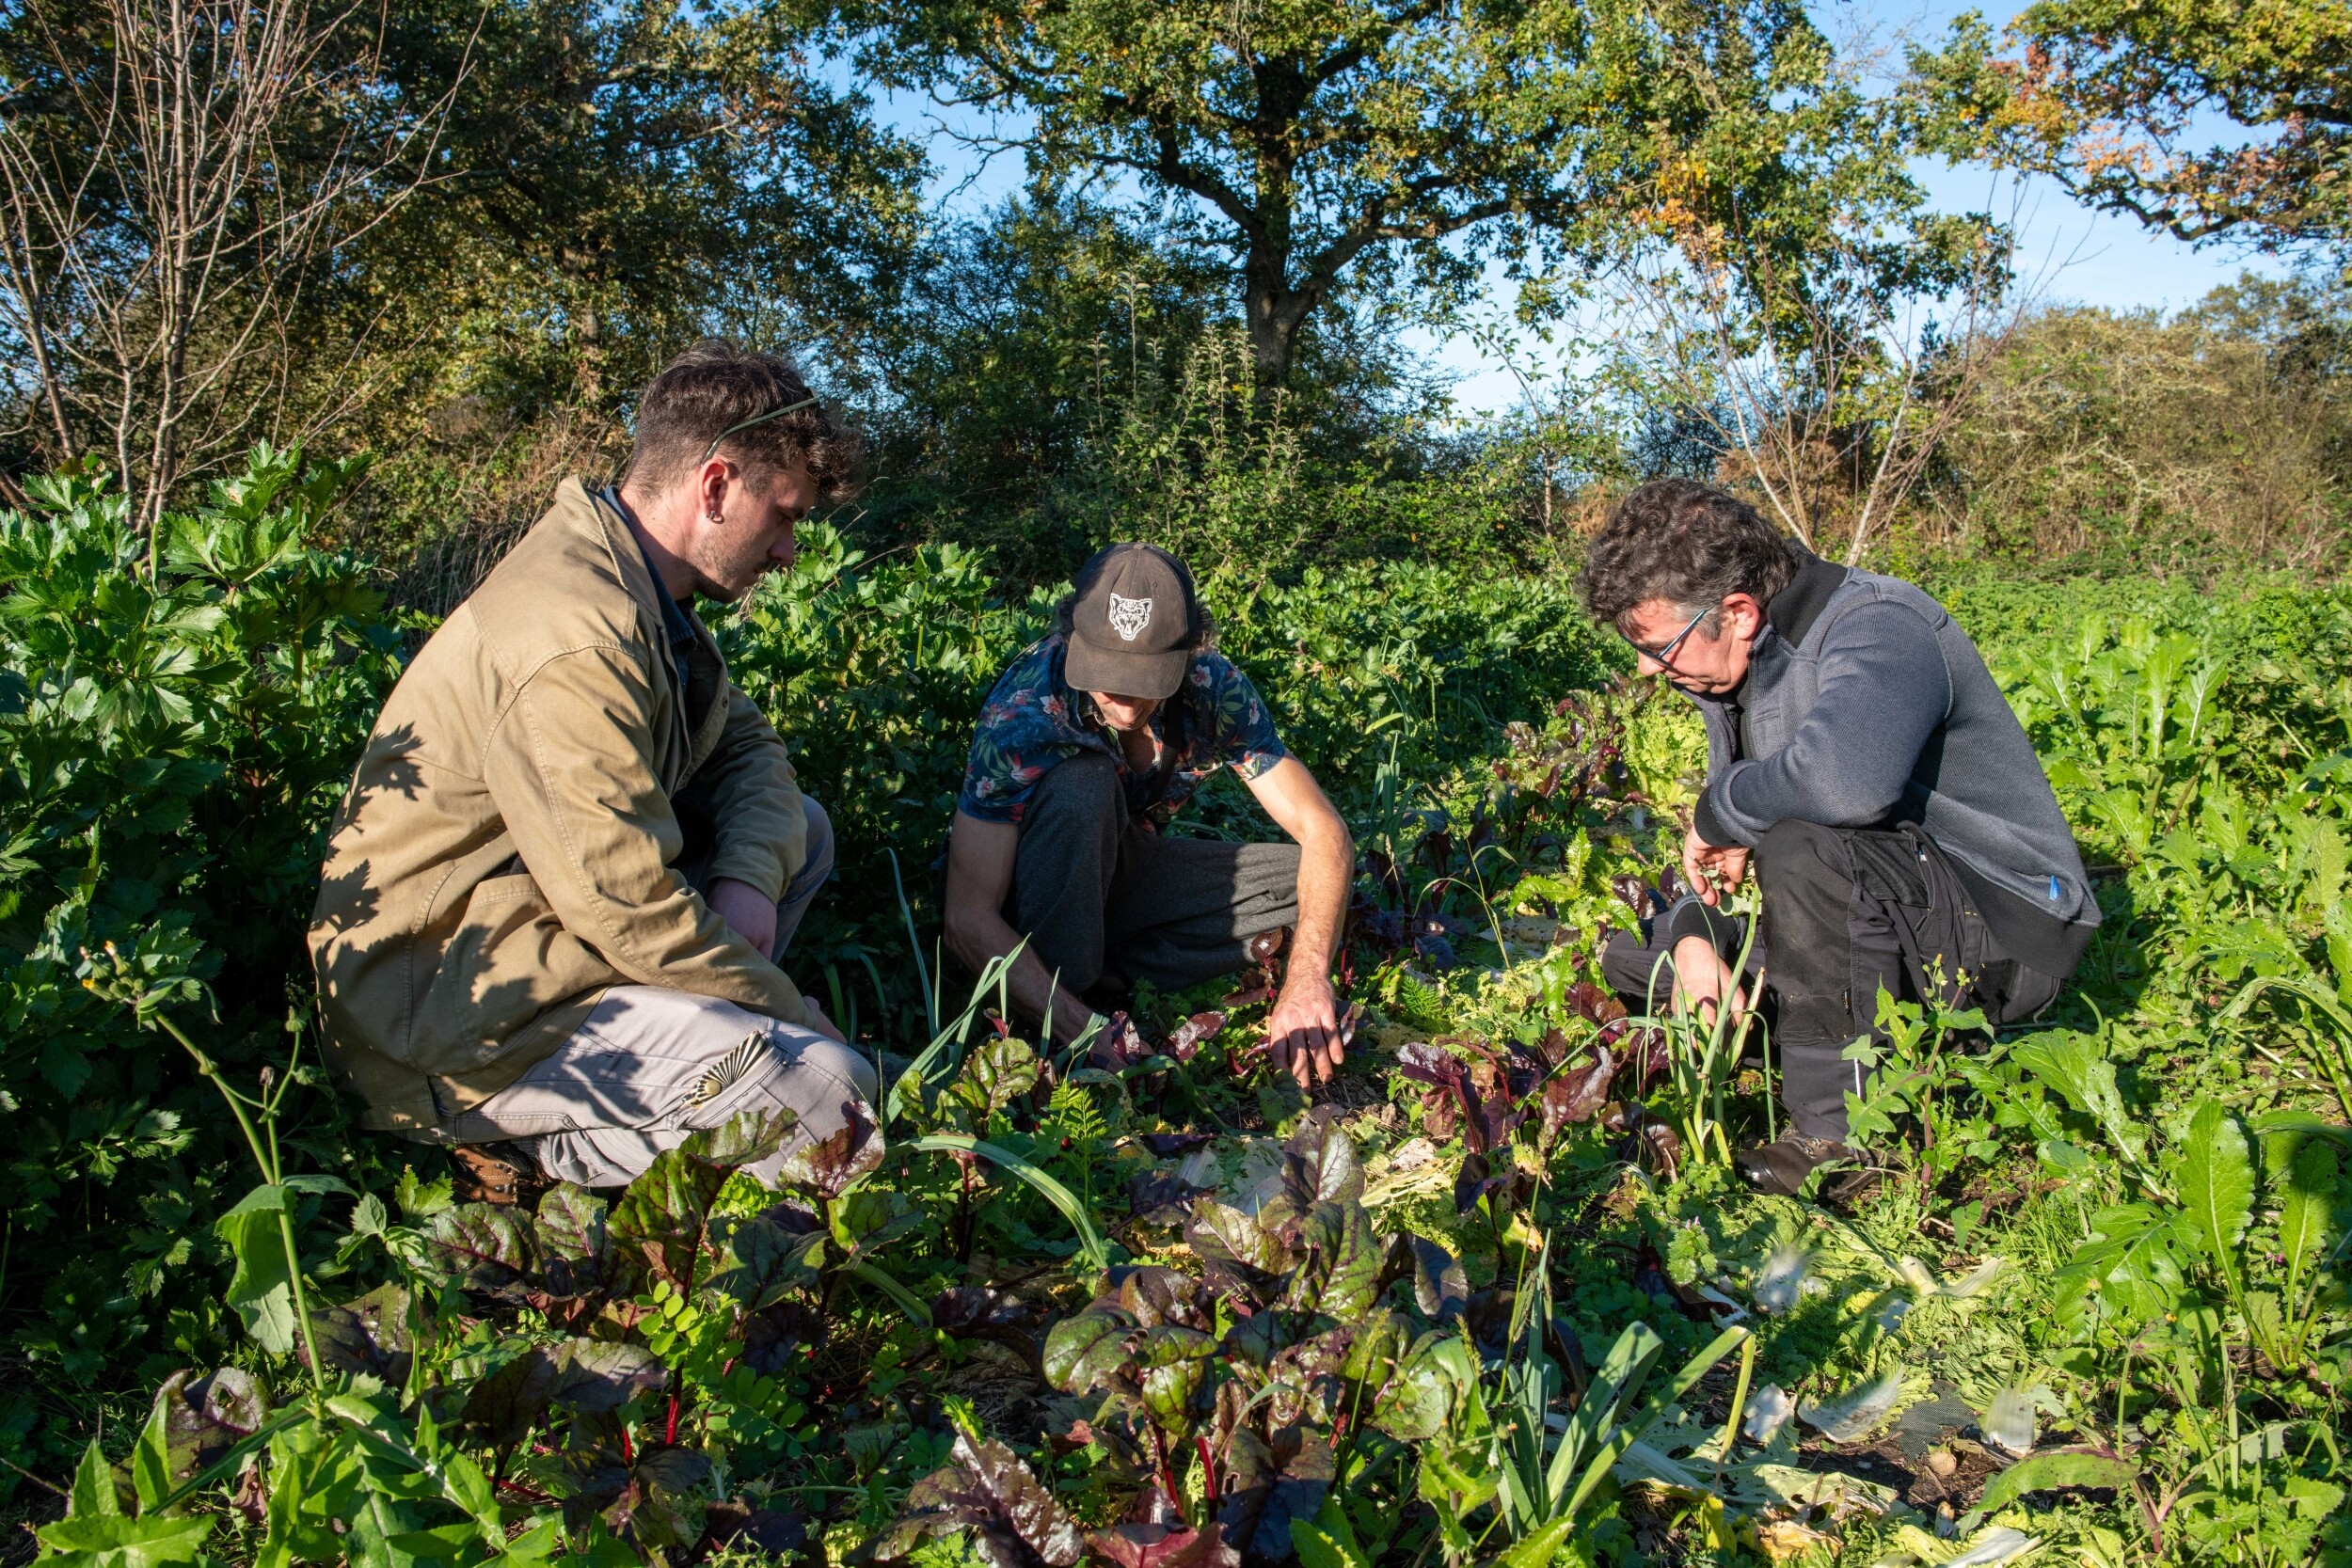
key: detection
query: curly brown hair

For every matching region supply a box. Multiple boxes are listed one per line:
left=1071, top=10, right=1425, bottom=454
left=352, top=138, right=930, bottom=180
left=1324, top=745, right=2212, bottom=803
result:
left=624, top=339, right=862, bottom=499
left=1577, top=478, right=1799, bottom=631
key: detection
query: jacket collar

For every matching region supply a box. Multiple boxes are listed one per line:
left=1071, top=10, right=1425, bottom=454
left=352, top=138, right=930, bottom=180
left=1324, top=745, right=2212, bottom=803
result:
left=1765, top=545, right=1848, bottom=651
left=553, top=477, right=672, bottom=641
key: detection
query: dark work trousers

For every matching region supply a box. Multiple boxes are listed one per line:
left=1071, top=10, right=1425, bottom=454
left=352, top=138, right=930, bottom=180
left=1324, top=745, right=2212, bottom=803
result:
left=1005, top=752, right=1302, bottom=1000
left=1600, top=819, right=2062, bottom=1141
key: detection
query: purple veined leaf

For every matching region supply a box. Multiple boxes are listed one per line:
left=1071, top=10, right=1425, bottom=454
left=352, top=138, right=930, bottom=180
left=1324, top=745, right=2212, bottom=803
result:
left=1138, top=1132, right=1213, bottom=1158
left=770, top=1099, right=883, bottom=1201
left=1532, top=1026, right=1575, bottom=1068
left=1564, top=981, right=1629, bottom=1027
left=1371, top=1330, right=1472, bottom=1442
left=1502, top=1041, right=1549, bottom=1100
left=1634, top=1026, right=1672, bottom=1076
left=459, top=1343, right=565, bottom=1448
left=1219, top=1308, right=1289, bottom=1370
left=678, top=1106, right=798, bottom=1170
left=1129, top=1167, right=1208, bottom=1220
left=1042, top=1303, right=1142, bottom=1395
left=1164, top=1011, right=1229, bottom=1063
left=1454, top=1151, right=1499, bottom=1216
left=739, top=1301, right=823, bottom=1375
left=1184, top=1199, right=1294, bottom=1277
left=532, top=1184, right=608, bottom=1300
left=1086, top=1522, right=1240, bottom=1568
left=1245, top=927, right=1290, bottom=967
left=306, top=1281, right=417, bottom=1379
left=1281, top=1201, right=1381, bottom=1322
left=1599, top=1100, right=1644, bottom=1134
left=1113, top=1266, right=1216, bottom=1330
left=950, top=1035, right=1044, bottom=1121
left=1553, top=1048, right=1619, bottom=1129
left=146, top=1369, right=269, bottom=1489
left=1419, top=1086, right=1460, bottom=1142
left=1609, top=874, right=1657, bottom=918
left=1261, top=1325, right=1354, bottom=1431
left=1216, top=1421, right=1335, bottom=1563
left=1406, top=1236, right=1469, bottom=1323
left=714, top=1207, right=826, bottom=1313
left=1089, top=1011, right=1155, bottom=1072
left=864, top=1432, right=1084, bottom=1567
left=1138, top=1353, right=1212, bottom=1437
left=1395, top=1040, right=1463, bottom=1088
left=425, top=1202, right=539, bottom=1297
left=1279, top=1115, right=1364, bottom=1209
left=547, top=1338, right=666, bottom=1416
left=606, top=1150, right=729, bottom=1296
left=1642, top=1122, right=1684, bottom=1179
left=622, top=1444, right=714, bottom=1553
left=1658, top=865, right=1691, bottom=904
left=1414, top=933, right=1457, bottom=970
left=1218, top=983, right=1276, bottom=1008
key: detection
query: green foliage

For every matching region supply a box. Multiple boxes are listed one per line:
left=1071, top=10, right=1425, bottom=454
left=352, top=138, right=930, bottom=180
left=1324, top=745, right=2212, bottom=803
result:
left=0, top=450, right=405, bottom=1458
left=1908, top=2, right=2352, bottom=258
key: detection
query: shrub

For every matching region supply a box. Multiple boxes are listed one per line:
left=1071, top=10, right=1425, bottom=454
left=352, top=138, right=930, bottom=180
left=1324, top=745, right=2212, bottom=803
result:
left=0, top=451, right=406, bottom=1479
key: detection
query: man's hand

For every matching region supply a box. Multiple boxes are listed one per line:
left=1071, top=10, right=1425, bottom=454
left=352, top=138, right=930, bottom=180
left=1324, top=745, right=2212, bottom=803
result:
left=707, top=876, right=779, bottom=959
left=1672, top=934, right=1748, bottom=1029
left=1682, top=825, right=1750, bottom=908
left=1266, top=974, right=1343, bottom=1087
left=801, top=997, right=847, bottom=1044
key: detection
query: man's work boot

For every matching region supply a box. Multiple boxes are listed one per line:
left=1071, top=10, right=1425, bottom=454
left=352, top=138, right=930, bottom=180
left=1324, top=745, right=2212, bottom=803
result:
left=1735, top=1132, right=1852, bottom=1197
left=450, top=1141, right=548, bottom=1207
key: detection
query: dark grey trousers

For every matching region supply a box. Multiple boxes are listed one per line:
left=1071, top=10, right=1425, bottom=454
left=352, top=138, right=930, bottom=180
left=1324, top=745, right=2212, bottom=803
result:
left=1601, top=819, right=2061, bottom=1141
left=1009, top=753, right=1301, bottom=998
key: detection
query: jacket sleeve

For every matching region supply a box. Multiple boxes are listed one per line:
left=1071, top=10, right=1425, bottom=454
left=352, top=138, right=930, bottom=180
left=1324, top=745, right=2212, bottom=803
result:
left=694, top=684, right=808, bottom=902
left=1693, top=599, right=1952, bottom=848
left=482, top=644, right=811, bottom=1025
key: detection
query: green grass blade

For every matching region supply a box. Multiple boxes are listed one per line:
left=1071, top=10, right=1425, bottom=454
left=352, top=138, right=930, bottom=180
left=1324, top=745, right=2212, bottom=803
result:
left=901, top=1133, right=1109, bottom=1272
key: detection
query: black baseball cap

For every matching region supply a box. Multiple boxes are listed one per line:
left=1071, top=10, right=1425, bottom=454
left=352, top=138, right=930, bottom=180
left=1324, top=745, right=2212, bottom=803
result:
left=1063, top=543, right=1200, bottom=700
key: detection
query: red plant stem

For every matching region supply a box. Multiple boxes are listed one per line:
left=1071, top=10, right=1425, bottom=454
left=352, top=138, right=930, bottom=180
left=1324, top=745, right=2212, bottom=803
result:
left=621, top=1427, right=635, bottom=1465
left=1195, top=1436, right=1217, bottom=1504
left=666, top=1393, right=679, bottom=1447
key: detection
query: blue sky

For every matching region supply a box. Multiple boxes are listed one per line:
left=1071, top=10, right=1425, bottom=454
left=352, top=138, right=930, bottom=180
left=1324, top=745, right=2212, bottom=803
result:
left=863, top=0, right=2294, bottom=416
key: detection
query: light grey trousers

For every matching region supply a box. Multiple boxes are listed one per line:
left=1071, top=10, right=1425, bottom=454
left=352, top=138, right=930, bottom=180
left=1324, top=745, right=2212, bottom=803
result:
left=445, top=798, right=881, bottom=1188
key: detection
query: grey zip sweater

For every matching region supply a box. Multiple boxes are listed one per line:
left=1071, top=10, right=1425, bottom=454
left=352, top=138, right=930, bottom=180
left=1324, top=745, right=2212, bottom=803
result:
left=1674, top=548, right=2100, bottom=975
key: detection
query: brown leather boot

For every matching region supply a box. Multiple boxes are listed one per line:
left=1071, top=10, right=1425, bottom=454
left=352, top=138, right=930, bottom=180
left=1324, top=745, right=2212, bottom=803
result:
left=449, top=1141, right=549, bottom=1207
left=1734, top=1132, right=1853, bottom=1197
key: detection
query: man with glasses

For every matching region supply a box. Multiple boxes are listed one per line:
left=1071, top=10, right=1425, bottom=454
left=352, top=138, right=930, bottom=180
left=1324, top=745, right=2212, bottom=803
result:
left=1580, top=478, right=2100, bottom=1195
left=310, top=341, right=876, bottom=1201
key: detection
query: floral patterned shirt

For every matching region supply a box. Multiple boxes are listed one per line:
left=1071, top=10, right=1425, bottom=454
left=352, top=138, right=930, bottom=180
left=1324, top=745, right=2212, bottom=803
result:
left=958, top=633, right=1289, bottom=828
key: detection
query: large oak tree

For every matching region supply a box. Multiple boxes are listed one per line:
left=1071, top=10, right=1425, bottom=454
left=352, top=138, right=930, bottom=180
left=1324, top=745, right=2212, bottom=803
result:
left=838, top=0, right=1843, bottom=388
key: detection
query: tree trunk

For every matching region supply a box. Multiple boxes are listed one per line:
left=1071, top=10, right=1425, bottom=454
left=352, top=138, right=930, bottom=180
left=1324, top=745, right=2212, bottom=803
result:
left=1243, top=251, right=1316, bottom=392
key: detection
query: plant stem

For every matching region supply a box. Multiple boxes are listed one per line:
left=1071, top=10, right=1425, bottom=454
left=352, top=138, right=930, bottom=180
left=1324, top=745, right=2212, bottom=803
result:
left=154, top=1013, right=327, bottom=1395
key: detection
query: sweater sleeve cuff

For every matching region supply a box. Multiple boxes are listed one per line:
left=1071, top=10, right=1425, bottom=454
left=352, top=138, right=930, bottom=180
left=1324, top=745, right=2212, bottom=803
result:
left=1661, top=895, right=1736, bottom=949
left=1692, top=790, right=1739, bottom=848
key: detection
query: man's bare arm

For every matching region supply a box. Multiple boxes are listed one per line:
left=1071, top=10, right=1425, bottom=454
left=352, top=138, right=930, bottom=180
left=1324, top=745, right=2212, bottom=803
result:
left=1242, top=756, right=1355, bottom=1086
left=941, top=811, right=1099, bottom=1049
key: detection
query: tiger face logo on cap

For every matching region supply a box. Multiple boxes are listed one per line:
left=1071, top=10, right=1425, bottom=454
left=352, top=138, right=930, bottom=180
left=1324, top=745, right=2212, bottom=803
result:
left=1106, top=593, right=1153, bottom=642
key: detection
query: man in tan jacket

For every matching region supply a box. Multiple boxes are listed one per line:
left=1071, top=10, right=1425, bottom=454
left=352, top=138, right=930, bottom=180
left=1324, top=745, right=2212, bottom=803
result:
left=310, top=341, right=877, bottom=1197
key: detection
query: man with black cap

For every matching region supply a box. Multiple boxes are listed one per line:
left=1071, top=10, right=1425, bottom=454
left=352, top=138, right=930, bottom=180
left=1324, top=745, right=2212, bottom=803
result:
left=942, top=544, right=1357, bottom=1085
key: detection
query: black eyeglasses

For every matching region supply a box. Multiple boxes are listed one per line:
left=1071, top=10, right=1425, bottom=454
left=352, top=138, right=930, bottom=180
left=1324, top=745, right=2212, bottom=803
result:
left=700, top=394, right=818, bottom=465
left=1629, top=605, right=1714, bottom=670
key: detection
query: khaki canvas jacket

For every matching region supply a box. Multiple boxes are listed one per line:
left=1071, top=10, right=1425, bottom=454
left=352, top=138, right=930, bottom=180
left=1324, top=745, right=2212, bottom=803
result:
left=310, top=478, right=811, bottom=1136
